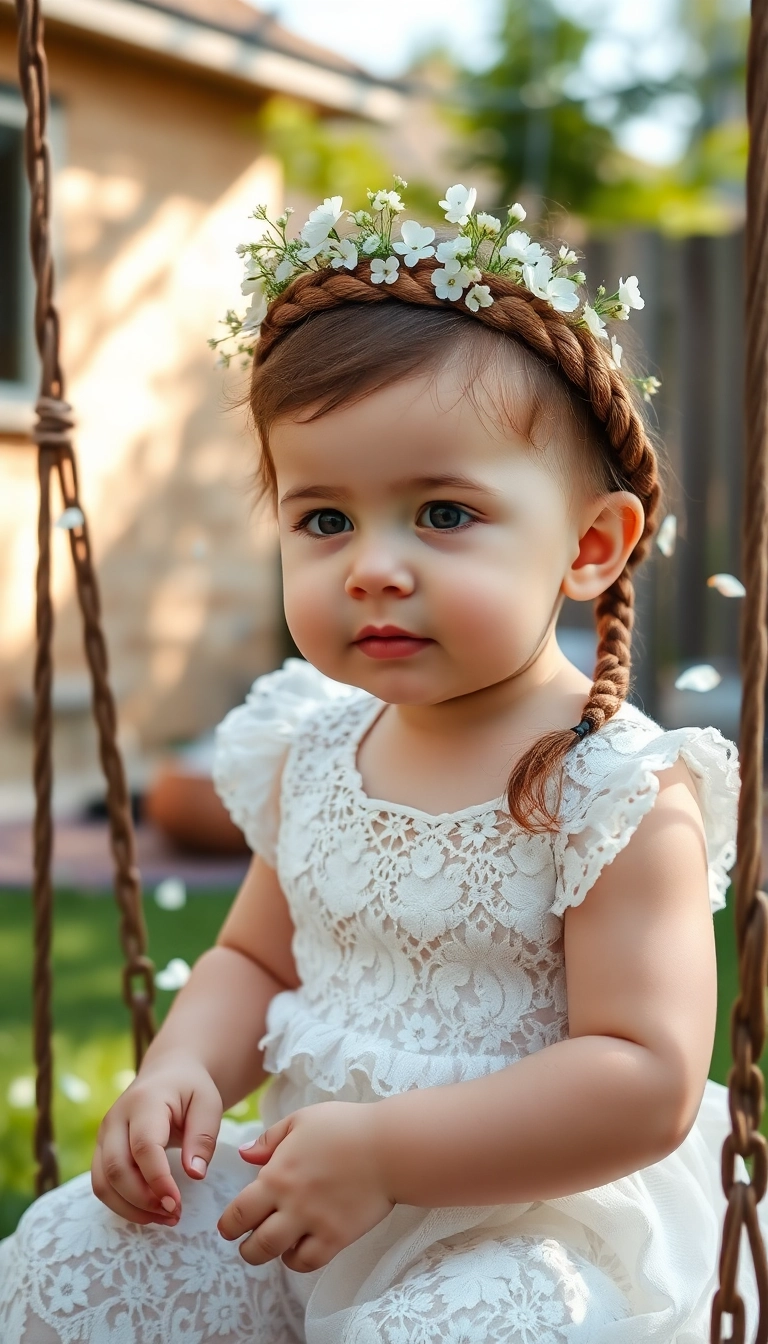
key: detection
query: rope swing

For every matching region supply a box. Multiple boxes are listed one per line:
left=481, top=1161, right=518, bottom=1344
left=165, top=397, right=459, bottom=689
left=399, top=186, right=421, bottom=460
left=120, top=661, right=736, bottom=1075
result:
left=11, top=0, right=768, bottom=1338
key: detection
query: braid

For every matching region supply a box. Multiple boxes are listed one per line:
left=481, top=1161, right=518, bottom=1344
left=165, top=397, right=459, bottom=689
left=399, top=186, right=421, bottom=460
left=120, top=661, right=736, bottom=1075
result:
left=254, top=258, right=662, bottom=833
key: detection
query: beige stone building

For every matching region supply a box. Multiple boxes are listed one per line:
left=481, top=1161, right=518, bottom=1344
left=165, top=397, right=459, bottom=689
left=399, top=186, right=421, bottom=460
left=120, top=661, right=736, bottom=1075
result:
left=0, top=0, right=407, bottom=818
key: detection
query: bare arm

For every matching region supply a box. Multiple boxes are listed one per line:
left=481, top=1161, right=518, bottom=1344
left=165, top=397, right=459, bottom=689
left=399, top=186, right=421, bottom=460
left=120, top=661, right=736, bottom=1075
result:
left=368, top=759, right=717, bottom=1207
left=139, top=852, right=299, bottom=1110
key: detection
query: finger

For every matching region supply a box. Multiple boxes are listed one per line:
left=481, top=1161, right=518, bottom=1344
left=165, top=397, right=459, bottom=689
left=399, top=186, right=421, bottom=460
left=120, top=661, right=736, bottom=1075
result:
left=281, top=1235, right=333, bottom=1274
left=217, top=1182, right=273, bottom=1242
left=180, top=1083, right=222, bottom=1180
left=238, top=1213, right=306, bottom=1266
left=238, top=1116, right=292, bottom=1166
left=92, top=1146, right=179, bottom=1227
left=127, top=1107, right=181, bottom=1209
left=98, top=1128, right=176, bottom=1216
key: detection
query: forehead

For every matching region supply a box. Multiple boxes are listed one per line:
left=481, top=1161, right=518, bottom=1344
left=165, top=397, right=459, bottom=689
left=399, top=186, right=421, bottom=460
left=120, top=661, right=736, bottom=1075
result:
left=270, top=370, right=551, bottom=496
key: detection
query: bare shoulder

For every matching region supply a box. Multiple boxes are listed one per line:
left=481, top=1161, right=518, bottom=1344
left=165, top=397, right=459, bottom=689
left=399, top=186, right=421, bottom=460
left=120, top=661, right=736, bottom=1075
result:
left=562, top=751, right=716, bottom=1136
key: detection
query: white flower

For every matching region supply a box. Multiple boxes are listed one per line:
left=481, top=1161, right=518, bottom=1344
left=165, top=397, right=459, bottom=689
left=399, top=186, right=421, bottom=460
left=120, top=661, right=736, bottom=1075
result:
left=476, top=212, right=501, bottom=235
left=463, top=265, right=482, bottom=284
left=581, top=303, right=609, bottom=341
left=361, top=233, right=382, bottom=255
left=240, top=262, right=262, bottom=295
left=619, top=275, right=644, bottom=310
left=707, top=573, right=746, bottom=597
left=521, top=255, right=553, bottom=298
left=274, top=256, right=295, bottom=282
left=369, top=255, right=400, bottom=284
left=235, top=242, right=249, bottom=257
left=55, top=506, right=85, bottom=530
left=558, top=245, right=579, bottom=265
left=154, top=877, right=187, bottom=910
left=508, top=201, right=526, bottom=223
left=499, top=231, right=545, bottom=266
left=392, top=220, right=436, bottom=266
left=155, top=958, right=192, bottom=990
left=300, top=195, right=344, bottom=249
left=465, top=284, right=493, bottom=312
left=641, top=375, right=661, bottom=401
left=435, top=235, right=473, bottom=263
left=674, top=664, right=721, bottom=692
left=431, top=259, right=469, bottom=300
left=438, top=183, right=478, bottom=225
left=240, top=288, right=268, bottom=333
left=371, top=189, right=405, bottom=213
left=609, top=334, right=623, bottom=368
left=656, top=513, right=677, bottom=557
left=546, top=276, right=580, bottom=312
left=329, top=237, right=359, bottom=270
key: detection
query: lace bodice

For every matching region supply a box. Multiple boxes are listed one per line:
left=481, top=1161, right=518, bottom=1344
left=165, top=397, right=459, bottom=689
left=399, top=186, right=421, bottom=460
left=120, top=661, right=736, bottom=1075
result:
left=214, top=660, right=738, bottom=1106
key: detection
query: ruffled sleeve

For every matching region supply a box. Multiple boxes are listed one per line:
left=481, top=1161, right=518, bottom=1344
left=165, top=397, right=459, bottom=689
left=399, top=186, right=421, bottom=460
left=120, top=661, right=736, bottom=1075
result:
left=212, top=658, right=357, bottom=867
left=550, top=709, right=739, bottom=919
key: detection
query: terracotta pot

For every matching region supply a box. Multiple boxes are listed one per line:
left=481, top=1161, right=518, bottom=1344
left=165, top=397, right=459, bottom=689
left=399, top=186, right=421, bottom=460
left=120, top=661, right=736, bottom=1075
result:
left=144, top=767, right=250, bottom=855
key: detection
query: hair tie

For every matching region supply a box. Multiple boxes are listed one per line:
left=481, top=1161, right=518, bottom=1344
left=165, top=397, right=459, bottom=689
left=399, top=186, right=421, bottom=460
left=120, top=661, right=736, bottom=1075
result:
left=571, top=719, right=592, bottom=740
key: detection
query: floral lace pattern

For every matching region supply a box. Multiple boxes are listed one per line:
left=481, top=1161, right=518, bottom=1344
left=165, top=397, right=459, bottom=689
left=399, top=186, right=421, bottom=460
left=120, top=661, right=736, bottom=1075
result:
left=0, top=662, right=743, bottom=1343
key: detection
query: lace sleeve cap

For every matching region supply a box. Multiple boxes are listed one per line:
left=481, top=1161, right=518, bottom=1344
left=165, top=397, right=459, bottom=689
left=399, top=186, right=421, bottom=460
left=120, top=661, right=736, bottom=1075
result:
left=551, top=712, right=739, bottom=919
left=212, top=659, right=357, bottom=866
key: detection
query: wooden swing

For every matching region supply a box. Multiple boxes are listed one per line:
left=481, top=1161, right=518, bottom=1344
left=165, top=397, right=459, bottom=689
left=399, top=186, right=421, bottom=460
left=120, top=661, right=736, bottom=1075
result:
left=11, top=0, right=768, bottom=1338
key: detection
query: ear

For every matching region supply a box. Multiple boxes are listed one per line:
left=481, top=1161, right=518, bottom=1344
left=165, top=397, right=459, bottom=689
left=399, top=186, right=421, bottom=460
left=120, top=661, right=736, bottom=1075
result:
left=561, top=491, right=645, bottom=603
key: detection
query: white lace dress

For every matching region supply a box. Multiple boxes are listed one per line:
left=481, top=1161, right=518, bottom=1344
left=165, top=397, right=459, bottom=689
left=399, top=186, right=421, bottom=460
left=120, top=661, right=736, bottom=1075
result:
left=0, top=659, right=762, bottom=1344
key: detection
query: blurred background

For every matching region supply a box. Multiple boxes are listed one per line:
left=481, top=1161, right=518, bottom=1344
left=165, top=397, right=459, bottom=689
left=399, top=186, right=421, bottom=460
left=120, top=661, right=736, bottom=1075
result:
left=0, top=0, right=756, bottom=1230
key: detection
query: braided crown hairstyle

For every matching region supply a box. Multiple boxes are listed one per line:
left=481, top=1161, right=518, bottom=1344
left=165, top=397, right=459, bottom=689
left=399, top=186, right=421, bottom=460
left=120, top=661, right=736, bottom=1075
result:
left=248, top=257, right=662, bottom=833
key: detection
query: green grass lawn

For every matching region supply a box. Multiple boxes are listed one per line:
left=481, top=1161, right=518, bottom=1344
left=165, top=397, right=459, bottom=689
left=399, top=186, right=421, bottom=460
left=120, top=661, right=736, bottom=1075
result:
left=0, top=885, right=763, bottom=1239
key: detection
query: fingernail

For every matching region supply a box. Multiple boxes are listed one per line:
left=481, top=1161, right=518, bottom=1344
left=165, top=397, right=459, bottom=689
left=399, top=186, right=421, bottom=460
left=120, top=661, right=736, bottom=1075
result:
left=161, top=1196, right=177, bottom=1213
left=239, top=1139, right=257, bottom=1151
left=191, top=1156, right=207, bottom=1176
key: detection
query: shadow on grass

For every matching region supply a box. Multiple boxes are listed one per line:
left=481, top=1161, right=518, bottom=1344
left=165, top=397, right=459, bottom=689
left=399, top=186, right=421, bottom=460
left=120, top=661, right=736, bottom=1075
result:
left=0, top=885, right=763, bottom=1240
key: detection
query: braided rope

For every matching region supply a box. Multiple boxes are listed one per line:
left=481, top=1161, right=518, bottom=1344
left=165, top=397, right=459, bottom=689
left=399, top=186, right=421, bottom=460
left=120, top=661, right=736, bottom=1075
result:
left=14, top=0, right=156, bottom=1194
left=256, top=260, right=661, bottom=758
left=710, top=0, right=768, bottom=1337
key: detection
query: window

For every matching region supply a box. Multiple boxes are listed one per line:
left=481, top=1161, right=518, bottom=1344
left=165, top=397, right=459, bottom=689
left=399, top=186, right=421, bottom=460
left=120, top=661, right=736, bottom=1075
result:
left=0, top=86, right=35, bottom=409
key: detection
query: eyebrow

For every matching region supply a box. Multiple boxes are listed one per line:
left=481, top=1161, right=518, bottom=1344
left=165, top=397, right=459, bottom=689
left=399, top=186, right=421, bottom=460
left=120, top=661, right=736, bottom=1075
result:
left=279, top=472, right=497, bottom=507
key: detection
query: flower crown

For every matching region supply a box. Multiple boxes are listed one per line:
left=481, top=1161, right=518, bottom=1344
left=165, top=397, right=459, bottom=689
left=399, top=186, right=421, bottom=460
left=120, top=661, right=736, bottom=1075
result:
left=210, top=176, right=661, bottom=403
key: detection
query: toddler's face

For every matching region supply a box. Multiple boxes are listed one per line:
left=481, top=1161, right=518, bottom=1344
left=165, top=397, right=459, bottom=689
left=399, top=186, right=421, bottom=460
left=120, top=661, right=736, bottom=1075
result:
left=271, top=367, right=591, bottom=705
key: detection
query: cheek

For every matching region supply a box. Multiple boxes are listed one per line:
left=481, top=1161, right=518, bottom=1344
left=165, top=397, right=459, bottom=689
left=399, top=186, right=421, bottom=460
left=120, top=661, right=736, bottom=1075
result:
left=281, top=553, right=339, bottom=648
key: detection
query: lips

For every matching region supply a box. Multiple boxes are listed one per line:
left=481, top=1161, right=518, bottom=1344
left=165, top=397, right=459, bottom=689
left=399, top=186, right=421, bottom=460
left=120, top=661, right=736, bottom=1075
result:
left=355, top=625, right=421, bottom=640
left=353, top=626, right=433, bottom=660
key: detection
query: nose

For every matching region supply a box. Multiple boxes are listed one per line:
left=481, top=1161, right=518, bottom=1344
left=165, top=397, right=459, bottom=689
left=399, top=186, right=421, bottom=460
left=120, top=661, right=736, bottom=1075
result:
left=344, top=535, right=416, bottom=600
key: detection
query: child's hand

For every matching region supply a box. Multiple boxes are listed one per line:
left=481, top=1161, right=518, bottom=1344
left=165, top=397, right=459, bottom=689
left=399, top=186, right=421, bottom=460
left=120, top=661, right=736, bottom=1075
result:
left=91, top=1053, right=223, bottom=1226
left=217, top=1102, right=395, bottom=1272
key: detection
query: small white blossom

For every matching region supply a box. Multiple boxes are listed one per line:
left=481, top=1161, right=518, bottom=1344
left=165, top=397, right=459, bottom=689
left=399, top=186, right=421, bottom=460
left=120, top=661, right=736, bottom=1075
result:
left=674, top=664, right=721, bottom=692
left=352, top=209, right=373, bottom=226
left=476, top=212, right=501, bottom=235
left=241, top=288, right=268, bottom=333
left=641, top=375, right=661, bottom=401
left=522, top=256, right=577, bottom=310
left=435, top=235, right=473, bottom=263
left=558, top=245, right=579, bottom=265
left=431, top=259, right=469, bottom=301
left=297, top=240, right=331, bottom=262
left=507, top=201, right=526, bottom=223
left=235, top=242, right=249, bottom=257
left=581, top=303, right=609, bottom=341
left=438, top=183, right=478, bottom=225
left=465, top=284, right=493, bottom=312
left=609, top=334, right=623, bottom=368
left=361, top=233, right=382, bottom=255
left=371, top=189, right=405, bottom=213
left=300, top=195, right=345, bottom=249
left=499, top=231, right=545, bottom=266
left=329, top=237, right=359, bottom=270
left=392, top=220, right=436, bottom=266
left=546, top=276, right=580, bottom=312
left=369, top=255, right=400, bottom=284
left=240, top=262, right=262, bottom=295
left=707, top=573, right=746, bottom=597
left=656, top=514, right=677, bottom=557
left=463, top=265, right=482, bottom=284
left=619, top=275, right=644, bottom=310
left=393, top=174, right=408, bottom=189
left=274, top=257, right=295, bottom=283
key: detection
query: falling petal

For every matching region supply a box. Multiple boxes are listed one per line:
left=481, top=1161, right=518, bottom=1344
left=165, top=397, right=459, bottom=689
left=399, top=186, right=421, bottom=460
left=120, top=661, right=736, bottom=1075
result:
left=656, top=514, right=677, bottom=557
left=154, top=877, right=187, bottom=910
left=707, top=573, right=746, bottom=597
left=7, top=1077, right=35, bottom=1109
left=113, top=1069, right=136, bottom=1092
left=55, top=506, right=85, bottom=530
left=60, top=1073, right=91, bottom=1103
left=674, top=664, right=722, bottom=692
left=155, top=958, right=192, bottom=991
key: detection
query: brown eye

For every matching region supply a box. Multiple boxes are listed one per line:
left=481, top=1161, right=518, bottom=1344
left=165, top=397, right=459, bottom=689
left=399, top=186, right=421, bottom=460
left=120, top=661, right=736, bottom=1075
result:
left=304, top=510, right=352, bottom=536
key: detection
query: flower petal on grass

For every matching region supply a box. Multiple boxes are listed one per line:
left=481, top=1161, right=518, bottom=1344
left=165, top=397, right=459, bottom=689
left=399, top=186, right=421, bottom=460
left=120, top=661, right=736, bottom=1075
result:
left=707, top=573, right=746, bottom=597
left=154, top=877, right=187, bottom=910
left=674, top=664, right=722, bottom=692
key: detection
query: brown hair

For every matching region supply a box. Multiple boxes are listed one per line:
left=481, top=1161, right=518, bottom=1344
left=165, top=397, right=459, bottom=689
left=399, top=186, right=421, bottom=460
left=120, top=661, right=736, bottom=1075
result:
left=248, top=259, right=662, bottom=832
